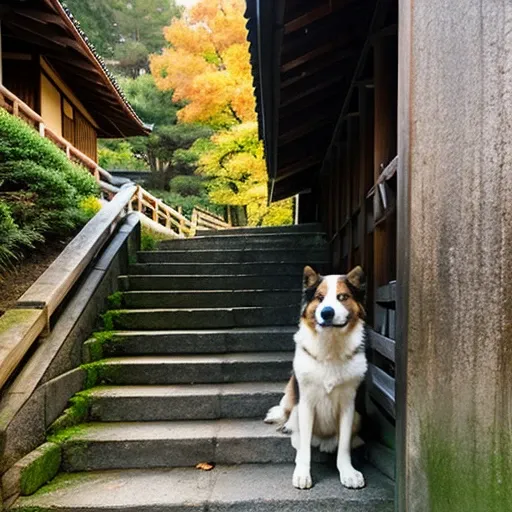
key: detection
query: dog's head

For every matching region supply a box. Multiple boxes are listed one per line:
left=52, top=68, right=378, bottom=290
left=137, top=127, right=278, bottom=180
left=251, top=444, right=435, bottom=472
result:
left=301, top=265, right=366, bottom=332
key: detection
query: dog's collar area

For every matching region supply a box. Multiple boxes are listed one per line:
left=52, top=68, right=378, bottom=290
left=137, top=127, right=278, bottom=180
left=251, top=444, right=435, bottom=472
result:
left=299, top=342, right=362, bottom=362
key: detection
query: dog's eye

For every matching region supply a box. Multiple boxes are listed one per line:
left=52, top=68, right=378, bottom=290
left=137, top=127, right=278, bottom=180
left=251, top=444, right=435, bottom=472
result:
left=315, top=294, right=324, bottom=301
left=337, top=293, right=349, bottom=302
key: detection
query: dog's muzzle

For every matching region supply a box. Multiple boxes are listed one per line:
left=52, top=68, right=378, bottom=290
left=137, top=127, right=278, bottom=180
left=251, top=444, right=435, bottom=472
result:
left=319, top=307, right=350, bottom=328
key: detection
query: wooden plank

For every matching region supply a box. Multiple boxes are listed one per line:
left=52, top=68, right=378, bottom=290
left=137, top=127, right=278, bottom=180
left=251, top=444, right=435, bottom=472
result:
left=274, top=156, right=322, bottom=183
left=376, top=281, right=396, bottom=303
left=17, top=186, right=137, bottom=319
left=0, top=310, right=46, bottom=390
left=368, top=329, right=396, bottom=362
left=368, top=363, right=395, bottom=419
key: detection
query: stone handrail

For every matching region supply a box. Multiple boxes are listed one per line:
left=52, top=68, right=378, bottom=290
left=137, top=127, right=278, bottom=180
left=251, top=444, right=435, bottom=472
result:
left=0, top=186, right=137, bottom=390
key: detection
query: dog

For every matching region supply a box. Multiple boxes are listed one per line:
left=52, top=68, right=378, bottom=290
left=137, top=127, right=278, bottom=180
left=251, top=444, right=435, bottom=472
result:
left=265, top=265, right=367, bottom=490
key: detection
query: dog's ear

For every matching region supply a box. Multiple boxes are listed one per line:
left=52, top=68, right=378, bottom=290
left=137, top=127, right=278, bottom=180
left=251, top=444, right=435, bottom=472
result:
left=303, top=265, right=320, bottom=289
left=346, top=266, right=365, bottom=290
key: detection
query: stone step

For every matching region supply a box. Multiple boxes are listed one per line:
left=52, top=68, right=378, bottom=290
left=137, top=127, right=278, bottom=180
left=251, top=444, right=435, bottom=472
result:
left=196, top=222, right=323, bottom=236
left=158, top=232, right=326, bottom=250
left=54, top=420, right=329, bottom=471
left=84, top=327, right=296, bottom=359
left=120, top=290, right=301, bottom=309
left=12, top=464, right=394, bottom=512
left=137, top=248, right=329, bottom=264
left=119, top=274, right=302, bottom=291
left=105, top=307, right=299, bottom=330
left=128, top=262, right=308, bottom=275
left=87, top=382, right=285, bottom=422
left=88, top=353, right=293, bottom=385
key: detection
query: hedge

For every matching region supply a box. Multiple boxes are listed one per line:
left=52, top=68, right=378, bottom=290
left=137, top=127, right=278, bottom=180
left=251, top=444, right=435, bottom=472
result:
left=0, top=109, right=100, bottom=276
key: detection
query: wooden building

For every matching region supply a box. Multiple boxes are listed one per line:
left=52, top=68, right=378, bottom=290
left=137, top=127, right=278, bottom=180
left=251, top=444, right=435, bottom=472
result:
left=245, top=1, right=512, bottom=510
left=0, top=0, right=149, bottom=161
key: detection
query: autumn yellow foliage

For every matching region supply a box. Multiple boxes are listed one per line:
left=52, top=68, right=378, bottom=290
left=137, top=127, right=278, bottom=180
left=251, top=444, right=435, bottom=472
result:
left=150, top=0, right=255, bottom=126
left=151, top=0, right=292, bottom=226
left=196, top=123, right=293, bottom=226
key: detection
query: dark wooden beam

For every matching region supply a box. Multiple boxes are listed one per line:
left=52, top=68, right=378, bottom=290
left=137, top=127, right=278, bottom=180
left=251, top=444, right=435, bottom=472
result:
left=281, top=50, right=354, bottom=89
left=272, top=166, right=318, bottom=202
left=275, top=156, right=322, bottom=183
left=281, top=4, right=370, bottom=64
left=280, top=100, right=339, bottom=131
left=284, top=0, right=357, bottom=34
left=281, top=43, right=341, bottom=73
left=280, top=75, right=346, bottom=108
left=48, top=55, right=98, bottom=74
left=278, top=117, right=333, bottom=145
left=279, top=88, right=342, bottom=118
left=15, top=8, right=67, bottom=28
left=2, top=27, right=67, bottom=53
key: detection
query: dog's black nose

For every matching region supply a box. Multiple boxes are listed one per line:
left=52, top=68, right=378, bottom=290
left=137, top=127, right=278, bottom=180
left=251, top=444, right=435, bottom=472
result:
left=320, top=307, right=335, bottom=321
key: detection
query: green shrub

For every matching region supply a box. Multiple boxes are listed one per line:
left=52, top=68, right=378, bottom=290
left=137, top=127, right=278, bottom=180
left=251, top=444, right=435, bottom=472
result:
left=140, top=226, right=170, bottom=251
left=0, top=161, right=87, bottom=235
left=79, top=196, right=103, bottom=218
left=0, top=201, right=41, bottom=275
left=0, top=110, right=100, bottom=275
left=169, top=175, right=205, bottom=197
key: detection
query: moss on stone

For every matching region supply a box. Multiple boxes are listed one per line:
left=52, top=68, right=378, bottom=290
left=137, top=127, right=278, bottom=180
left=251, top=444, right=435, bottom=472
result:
left=83, top=331, right=123, bottom=362
left=107, top=291, right=124, bottom=309
left=47, top=424, right=89, bottom=445
left=0, top=309, right=41, bottom=333
left=29, top=471, right=89, bottom=497
left=422, top=425, right=512, bottom=511
left=19, top=443, right=61, bottom=496
left=47, top=393, right=92, bottom=437
left=101, top=310, right=125, bottom=330
left=80, top=361, right=122, bottom=389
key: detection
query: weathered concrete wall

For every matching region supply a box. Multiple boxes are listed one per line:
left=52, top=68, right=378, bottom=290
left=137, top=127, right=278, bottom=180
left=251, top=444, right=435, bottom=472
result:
left=398, top=1, right=512, bottom=511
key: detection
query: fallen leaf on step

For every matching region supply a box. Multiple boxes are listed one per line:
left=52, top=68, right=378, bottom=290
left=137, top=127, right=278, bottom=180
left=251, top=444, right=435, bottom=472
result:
left=196, top=462, right=215, bottom=471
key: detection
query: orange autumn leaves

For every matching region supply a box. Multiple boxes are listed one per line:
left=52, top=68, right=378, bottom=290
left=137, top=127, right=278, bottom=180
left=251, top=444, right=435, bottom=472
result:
left=150, top=0, right=255, bottom=126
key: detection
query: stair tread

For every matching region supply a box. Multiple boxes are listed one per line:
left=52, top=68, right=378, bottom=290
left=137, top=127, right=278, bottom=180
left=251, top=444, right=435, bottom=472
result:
left=122, top=289, right=301, bottom=293
left=87, top=382, right=286, bottom=398
left=124, top=273, right=304, bottom=277
left=110, top=306, right=297, bottom=312
left=12, top=464, right=393, bottom=511
left=100, top=352, right=293, bottom=365
left=111, top=326, right=297, bottom=335
left=57, top=419, right=291, bottom=442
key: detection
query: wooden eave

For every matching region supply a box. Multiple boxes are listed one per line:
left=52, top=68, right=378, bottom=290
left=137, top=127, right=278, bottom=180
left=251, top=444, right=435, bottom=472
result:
left=246, top=0, right=389, bottom=201
left=0, top=0, right=150, bottom=138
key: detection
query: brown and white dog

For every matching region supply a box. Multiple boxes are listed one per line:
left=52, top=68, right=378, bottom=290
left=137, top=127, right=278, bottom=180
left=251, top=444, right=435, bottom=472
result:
left=265, top=265, right=367, bottom=490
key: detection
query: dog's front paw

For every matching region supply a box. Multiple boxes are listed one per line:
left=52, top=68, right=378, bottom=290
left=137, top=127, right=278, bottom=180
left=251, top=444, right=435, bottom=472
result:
left=293, top=465, right=313, bottom=490
left=339, top=468, right=365, bottom=489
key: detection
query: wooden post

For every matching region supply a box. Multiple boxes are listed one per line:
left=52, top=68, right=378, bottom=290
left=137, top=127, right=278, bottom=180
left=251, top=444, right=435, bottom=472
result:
left=373, top=35, right=397, bottom=285
left=39, top=122, right=45, bottom=137
left=152, top=200, right=158, bottom=223
left=397, top=1, right=512, bottom=511
left=178, top=206, right=185, bottom=236
left=190, top=209, right=198, bottom=237
left=136, top=188, right=142, bottom=213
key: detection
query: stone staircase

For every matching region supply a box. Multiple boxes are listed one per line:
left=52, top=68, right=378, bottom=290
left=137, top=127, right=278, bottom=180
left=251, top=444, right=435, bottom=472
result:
left=11, top=224, right=394, bottom=511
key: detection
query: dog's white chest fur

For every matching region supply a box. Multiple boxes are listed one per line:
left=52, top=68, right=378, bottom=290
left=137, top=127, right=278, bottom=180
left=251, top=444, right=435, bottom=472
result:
left=293, top=321, right=367, bottom=395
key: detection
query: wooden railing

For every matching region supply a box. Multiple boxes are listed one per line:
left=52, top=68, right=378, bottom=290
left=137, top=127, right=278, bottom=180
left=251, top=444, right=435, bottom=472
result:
left=0, top=84, right=230, bottom=237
